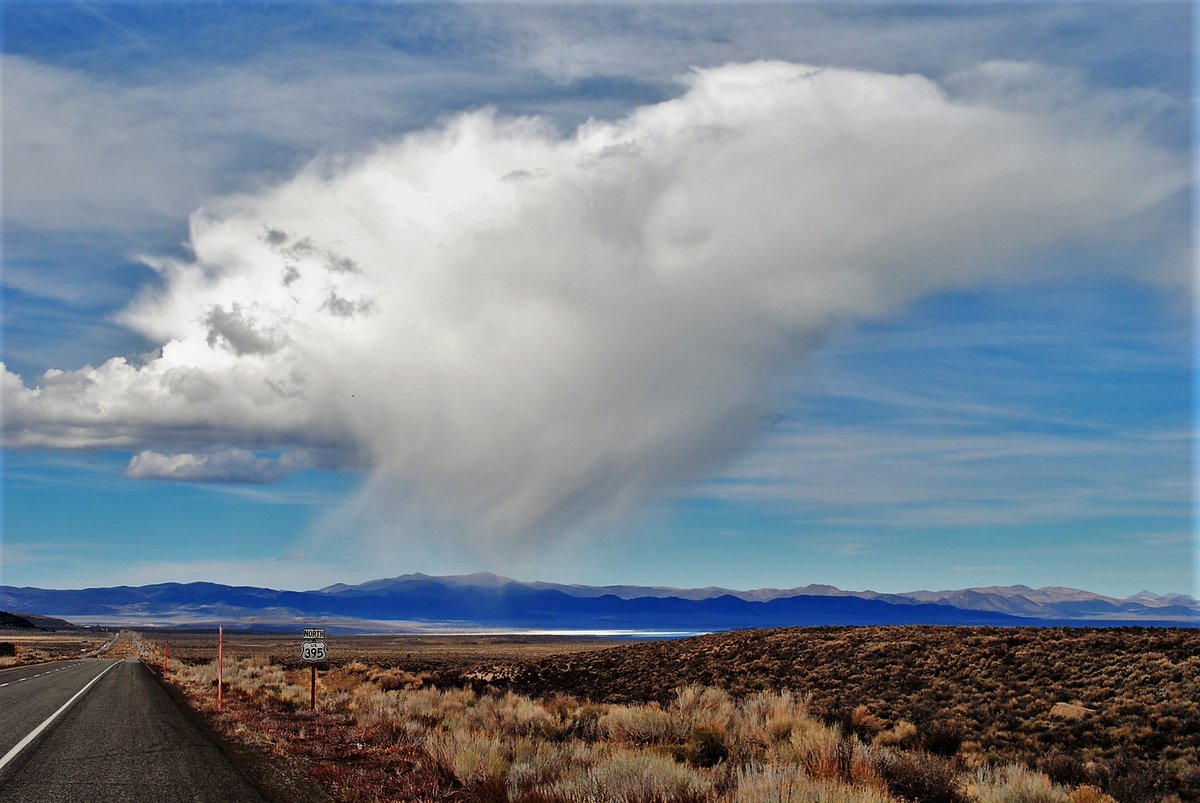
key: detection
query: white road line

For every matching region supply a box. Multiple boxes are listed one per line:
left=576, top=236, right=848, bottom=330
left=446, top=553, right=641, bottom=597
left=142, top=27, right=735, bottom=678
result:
left=0, top=661, right=118, bottom=772
left=0, top=661, right=75, bottom=675
left=0, top=662, right=87, bottom=689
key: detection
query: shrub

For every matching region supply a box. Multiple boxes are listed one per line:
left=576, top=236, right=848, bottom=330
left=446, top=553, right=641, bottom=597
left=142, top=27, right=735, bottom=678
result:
left=923, top=721, right=965, bottom=758
left=792, top=725, right=854, bottom=783
left=508, top=741, right=606, bottom=798
left=225, top=657, right=288, bottom=695
left=876, top=751, right=967, bottom=803
left=733, top=690, right=808, bottom=760
left=394, top=686, right=477, bottom=729
left=318, top=690, right=352, bottom=714
left=971, top=764, right=1070, bottom=803
left=0, top=643, right=15, bottom=658
left=873, top=721, right=919, bottom=750
left=848, top=706, right=887, bottom=741
left=601, top=704, right=690, bottom=746
left=732, top=764, right=896, bottom=803
left=565, top=703, right=608, bottom=743
left=681, top=723, right=731, bottom=768
left=425, top=729, right=511, bottom=789
left=1039, top=754, right=1095, bottom=787
left=673, top=685, right=736, bottom=733
left=550, top=751, right=711, bottom=803
left=1102, top=757, right=1164, bottom=803
left=463, top=691, right=554, bottom=738
left=1068, top=786, right=1118, bottom=803
left=370, top=667, right=424, bottom=691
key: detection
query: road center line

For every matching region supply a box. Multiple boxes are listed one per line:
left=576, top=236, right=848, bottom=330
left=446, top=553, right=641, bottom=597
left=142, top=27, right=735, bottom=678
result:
left=0, top=661, right=119, bottom=773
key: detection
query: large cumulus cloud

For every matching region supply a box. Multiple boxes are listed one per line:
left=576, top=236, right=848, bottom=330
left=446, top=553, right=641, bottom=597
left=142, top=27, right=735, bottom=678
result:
left=2, top=62, right=1184, bottom=548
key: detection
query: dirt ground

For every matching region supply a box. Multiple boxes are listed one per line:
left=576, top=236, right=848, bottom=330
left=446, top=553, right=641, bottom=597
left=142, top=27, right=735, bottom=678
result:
left=147, top=630, right=630, bottom=672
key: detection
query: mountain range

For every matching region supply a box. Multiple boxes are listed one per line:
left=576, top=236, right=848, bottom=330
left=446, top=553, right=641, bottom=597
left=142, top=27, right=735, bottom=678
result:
left=345, top=574, right=1197, bottom=619
left=2, top=573, right=1195, bottom=632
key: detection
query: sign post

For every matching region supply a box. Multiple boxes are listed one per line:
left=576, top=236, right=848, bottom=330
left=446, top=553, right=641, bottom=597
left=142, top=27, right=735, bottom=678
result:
left=301, top=627, right=327, bottom=710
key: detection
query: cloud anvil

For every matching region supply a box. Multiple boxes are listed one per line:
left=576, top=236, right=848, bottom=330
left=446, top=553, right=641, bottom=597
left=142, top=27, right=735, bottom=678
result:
left=1, top=3, right=1192, bottom=596
left=2, top=63, right=1183, bottom=550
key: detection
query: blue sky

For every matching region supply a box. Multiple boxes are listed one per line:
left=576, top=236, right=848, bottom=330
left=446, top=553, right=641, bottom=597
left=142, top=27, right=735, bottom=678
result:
left=1, top=2, right=1194, bottom=597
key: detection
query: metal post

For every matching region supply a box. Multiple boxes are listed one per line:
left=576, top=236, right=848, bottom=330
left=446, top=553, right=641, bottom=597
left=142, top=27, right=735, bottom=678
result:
left=311, top=664, right=316, bottom=710
left=163, top=641, right=169, bottom=674
left=217, top=625, right=224, bottom=712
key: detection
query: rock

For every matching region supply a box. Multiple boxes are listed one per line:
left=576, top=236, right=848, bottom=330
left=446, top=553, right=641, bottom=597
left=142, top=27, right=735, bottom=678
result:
left=1050, top=702, right=1095, bottom=720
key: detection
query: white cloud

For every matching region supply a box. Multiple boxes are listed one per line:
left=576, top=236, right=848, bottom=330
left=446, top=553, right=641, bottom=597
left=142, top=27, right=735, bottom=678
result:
left=2, top=62, right=1185, bottom=552
left=124, top=448, right=289, bottom=484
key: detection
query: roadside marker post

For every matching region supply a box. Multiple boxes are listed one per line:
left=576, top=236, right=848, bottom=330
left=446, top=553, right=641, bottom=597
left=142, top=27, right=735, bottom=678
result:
left=301, top=627, right=327, bottom=711
left=217, top=625, right=224, bottom=712
left=163, top=641, right=169, bottom=675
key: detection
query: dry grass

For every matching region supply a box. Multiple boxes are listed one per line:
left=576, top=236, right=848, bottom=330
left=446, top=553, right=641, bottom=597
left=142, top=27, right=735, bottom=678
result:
left=969, top=764, right=1072, bottom=803
left=143, top=627, right=1166, bottom=803
left=732, top=764, right=895, bottom=803
left=470, top=626, right=1199, bottom=797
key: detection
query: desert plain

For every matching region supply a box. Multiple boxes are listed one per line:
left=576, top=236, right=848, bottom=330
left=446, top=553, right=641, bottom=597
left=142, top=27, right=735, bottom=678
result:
left=97, top=625, right=1198, bottom=803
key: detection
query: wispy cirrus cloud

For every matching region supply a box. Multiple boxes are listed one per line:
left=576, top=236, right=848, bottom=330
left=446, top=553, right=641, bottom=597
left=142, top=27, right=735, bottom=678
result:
left=1, top=53, right=471, bottom=232
left=9, top=554, right=336, bottom=592
left=705, top=423, right=1192, bottom=529
left=0, top=540, right=119, bottom=569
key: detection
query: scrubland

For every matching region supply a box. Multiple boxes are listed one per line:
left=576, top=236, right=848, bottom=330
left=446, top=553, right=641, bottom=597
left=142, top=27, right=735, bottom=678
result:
left=0, top=630, right=118, bottom=666
left=140, top=627, right=1198, bottom=803
left=154, top=632, right=625, bottom=674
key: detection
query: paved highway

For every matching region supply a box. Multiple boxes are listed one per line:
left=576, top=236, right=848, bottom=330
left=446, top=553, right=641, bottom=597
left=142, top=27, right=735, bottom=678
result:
left=0, top=657, right=268, bottom=802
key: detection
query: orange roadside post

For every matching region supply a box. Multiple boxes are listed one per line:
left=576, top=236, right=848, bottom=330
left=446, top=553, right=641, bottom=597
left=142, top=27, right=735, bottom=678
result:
left=163, top=641, right=169, bottom=674
left=217, top=625, right=224, bottom=712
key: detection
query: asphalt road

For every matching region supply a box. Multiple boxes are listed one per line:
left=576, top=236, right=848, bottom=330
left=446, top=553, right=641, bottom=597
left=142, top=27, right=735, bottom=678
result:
left=0, top=658, right=268, bottom=802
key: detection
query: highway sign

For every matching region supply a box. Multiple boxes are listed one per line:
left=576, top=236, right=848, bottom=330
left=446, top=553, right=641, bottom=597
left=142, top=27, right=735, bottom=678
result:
left=301, top=641, right=327, bottom=662
left=302, top=628, right=325, bottom=640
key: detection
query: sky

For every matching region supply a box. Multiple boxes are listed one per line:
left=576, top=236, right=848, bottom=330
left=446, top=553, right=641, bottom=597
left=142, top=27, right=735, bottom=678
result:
left=0, top=2, right=1194, bottom=598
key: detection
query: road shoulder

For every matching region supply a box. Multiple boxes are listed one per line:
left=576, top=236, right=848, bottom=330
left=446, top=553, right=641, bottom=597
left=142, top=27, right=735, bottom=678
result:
left=146, top=661, right=336, bottom=803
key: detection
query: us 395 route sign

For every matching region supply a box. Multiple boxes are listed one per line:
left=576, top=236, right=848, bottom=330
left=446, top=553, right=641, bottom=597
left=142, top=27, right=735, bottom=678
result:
left=302, top=627, right=327, bottom=662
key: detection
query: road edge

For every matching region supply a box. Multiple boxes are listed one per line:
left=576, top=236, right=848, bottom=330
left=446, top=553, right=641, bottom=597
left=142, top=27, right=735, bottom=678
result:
left=139, top=660, right=335, bottom=803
